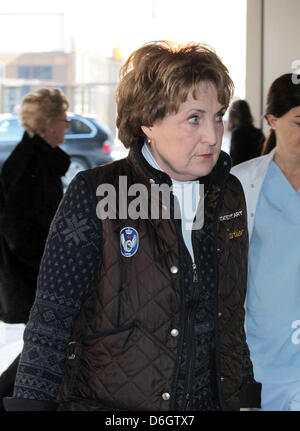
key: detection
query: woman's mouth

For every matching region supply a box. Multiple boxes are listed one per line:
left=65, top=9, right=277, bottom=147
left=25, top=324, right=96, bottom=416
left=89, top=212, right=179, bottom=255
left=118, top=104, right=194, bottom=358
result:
left=195, top=153, right=212, bottom=159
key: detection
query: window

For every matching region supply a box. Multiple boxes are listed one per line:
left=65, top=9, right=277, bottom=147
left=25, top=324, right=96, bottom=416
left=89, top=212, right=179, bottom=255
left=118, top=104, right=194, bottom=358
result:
left=18, top=65, right=53, bottom=80
left=0, top=118, right=23, bottom=140
left=21, top=85, right=31, bottom=98
left=18, top=66, right=30, bottom=79
left=32, top=66, right=52, bottom=80
left=67, top=119, right=91, bottom=135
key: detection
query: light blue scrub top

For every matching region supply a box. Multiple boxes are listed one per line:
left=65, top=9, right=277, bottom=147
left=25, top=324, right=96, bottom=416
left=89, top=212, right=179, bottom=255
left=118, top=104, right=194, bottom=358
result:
left=247, top=160, right=300, bottom=383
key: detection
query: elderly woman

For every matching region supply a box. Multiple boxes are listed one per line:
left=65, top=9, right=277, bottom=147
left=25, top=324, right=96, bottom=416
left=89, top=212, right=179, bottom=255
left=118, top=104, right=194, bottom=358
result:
left=4, top=42, right=261, bottom=411
left=0, top=87, right=70, bottom=323
left=232, top=73, right=300, bottom=411
left=0, top=88, right=70, bottom=408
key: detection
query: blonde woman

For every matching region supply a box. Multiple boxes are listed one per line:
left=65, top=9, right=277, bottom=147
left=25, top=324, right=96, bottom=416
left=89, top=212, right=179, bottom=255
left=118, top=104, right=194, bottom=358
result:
left=0, top=88, right=70, bottom=407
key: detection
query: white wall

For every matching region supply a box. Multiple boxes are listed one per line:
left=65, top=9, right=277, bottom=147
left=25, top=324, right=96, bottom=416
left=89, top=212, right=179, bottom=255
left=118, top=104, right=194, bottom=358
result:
left=263, top=0, right=300, bottom=109
left=245, top=0, right=263, bottom=128
left=246, top=0, right=300, bottom=132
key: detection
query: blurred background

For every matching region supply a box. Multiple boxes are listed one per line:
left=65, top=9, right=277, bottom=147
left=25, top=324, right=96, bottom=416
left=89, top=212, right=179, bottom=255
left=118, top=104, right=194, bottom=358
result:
left=0, top=0, right=248, bottom=163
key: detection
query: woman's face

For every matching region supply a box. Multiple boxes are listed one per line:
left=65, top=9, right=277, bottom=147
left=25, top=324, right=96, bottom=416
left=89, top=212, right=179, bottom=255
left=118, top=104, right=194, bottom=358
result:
left=44, top=113, right=70, bottom=147
left=142, top=82, right=226, bottom=181
left=268, top=106, right=300, bottom=158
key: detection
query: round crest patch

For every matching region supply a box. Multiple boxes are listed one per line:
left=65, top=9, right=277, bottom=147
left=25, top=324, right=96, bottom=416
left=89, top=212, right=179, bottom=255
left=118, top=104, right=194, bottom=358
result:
left=120, top=227, right=139, bottom=257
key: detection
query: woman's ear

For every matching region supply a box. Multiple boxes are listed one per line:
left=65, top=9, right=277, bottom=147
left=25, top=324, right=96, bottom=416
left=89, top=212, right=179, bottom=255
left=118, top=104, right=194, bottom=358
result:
left=266, top=114, right=278, bottom=130
left=141, top=125, right=152, bottom=139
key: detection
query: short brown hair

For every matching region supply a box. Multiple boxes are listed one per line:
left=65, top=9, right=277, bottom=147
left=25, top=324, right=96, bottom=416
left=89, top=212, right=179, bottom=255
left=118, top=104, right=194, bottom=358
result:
left=20, top=87, right=69, bottom=137
left=116, top=40, right=234, bottom=147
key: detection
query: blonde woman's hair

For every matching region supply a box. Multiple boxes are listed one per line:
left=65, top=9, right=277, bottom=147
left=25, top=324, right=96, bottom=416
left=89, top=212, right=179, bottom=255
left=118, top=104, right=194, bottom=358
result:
left=116, top=40, right=234, bottom=148
left=20, top=87, right=69, bottom=137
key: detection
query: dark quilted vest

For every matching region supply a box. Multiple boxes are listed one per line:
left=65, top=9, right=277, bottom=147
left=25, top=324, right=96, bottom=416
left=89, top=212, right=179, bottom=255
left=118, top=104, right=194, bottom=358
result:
left=57, top=141, right=250, bottom=411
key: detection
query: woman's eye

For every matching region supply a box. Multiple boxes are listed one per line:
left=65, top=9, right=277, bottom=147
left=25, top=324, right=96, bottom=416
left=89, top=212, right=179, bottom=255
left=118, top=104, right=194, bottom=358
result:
left=188, top=116, right=199, bottom=124
left=216, top=114, right=224, bottom=123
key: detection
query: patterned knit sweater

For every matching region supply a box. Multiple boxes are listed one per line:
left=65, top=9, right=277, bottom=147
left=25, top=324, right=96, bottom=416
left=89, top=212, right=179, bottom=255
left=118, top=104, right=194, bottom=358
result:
left=13, top=173, right=102, bottom=402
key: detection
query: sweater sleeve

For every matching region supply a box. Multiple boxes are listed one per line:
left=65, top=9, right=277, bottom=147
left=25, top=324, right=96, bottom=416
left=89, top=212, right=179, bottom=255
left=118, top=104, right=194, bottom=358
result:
left=4, top=172, right=103, bottom=411
left=239, top=320, right=262, bottom=408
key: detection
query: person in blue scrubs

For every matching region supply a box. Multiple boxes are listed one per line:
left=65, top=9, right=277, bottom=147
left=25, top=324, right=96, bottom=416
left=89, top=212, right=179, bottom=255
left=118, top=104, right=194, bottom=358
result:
left=232, top=73, right=300, bottom=410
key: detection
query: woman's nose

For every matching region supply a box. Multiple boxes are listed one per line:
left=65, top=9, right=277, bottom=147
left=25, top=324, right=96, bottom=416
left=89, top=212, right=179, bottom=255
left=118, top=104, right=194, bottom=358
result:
left=200, top=120, right=218, bottom=146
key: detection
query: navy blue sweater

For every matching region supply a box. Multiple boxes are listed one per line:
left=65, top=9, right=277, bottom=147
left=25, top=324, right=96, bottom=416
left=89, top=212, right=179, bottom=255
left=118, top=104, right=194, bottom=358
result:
left=5, top=173, right=102, bottom=409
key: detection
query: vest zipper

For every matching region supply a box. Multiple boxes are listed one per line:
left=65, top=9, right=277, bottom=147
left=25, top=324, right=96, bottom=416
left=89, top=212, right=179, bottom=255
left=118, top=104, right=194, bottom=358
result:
left=183, top=269, right=200, bottom=411
left=212, top=179, right=227, bottom=411
left=185, top=393, right=191, bottom=411
left=192, top=263, right=198, bottom=282
left=183, top=232, right=199, bottom=409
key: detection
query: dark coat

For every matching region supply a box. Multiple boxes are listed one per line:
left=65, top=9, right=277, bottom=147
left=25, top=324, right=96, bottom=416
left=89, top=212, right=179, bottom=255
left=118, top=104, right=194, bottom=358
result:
left=0, top=132, right=70, bottom=323
left=230, top=125, right=265, bottom=167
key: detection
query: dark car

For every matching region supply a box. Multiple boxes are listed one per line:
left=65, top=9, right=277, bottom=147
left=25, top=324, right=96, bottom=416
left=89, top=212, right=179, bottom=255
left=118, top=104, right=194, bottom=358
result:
left=0, top=112, right=113, bottom=187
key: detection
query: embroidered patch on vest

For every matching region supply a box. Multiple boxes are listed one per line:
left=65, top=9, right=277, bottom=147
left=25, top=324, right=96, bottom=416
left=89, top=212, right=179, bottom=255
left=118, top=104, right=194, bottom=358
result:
left=228, top=229, right=244, bottom=239
left=219, top=210, right=243, bottom=222
left=120, top=227, right=139, bottom=257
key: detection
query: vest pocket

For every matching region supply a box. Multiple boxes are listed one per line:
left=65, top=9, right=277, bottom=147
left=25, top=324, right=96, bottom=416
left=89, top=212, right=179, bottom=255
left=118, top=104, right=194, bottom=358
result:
left=60, top=321, right=140, bottom=400
left=79, top=320, right=139, bottom=342
left=59, top=319, right=176, bottom=408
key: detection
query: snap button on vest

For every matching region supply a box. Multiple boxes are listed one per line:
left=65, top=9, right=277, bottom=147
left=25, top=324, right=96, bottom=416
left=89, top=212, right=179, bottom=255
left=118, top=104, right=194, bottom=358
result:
left=162, top=392, right=170, bottom=400
left=170, top=329, right=179, bottom=337
left=170, top=266, right=178, bottom=274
